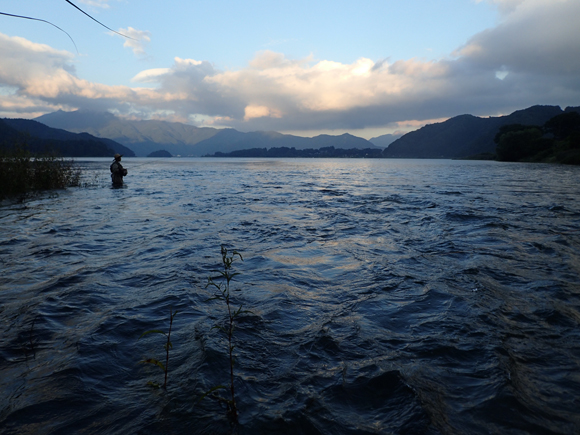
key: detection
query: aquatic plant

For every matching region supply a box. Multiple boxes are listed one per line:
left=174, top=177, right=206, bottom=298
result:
left=0, top=147, right=81, bottom=200
left=203, top=246, right=248, bottom=426
left=139, top=308, right=178, bottom=389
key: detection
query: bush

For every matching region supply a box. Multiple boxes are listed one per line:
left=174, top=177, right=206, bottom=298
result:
left=0, top=146, right=81, bottom=200
left=495, top=127, right=552, bottom=162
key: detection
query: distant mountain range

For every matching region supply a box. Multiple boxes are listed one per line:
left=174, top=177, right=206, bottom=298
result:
left=382, top=105, right=580, bottom=158
left=1, top=104, right=576, bottom=159
left=369, top=133, right=404, bottom=148
left=196, top=130, right=374, bottom=156
left=35, top=110, right=378, bottom=157
left=0, top=118, right=133, bottom=157
left=208, top=146, right=383, bottom=158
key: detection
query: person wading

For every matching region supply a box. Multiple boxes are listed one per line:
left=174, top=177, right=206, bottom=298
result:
left=110, top=153, right=128, bottom=186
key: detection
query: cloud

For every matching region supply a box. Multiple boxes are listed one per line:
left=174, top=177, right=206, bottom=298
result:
left=0, top=0, right=579, bottom=134
left=116, top=27, right=151, bottom=56
left=78, top=0, right=111, bottom=8
left=131, top=68, right=171, bottom=83
left=457, top=0, right=580, bottom=76
left=244, top=105, right=282, bottom=121
left=476, top=0, right=569, bottom=17
left=475, top=0, right=526, bottom=15
left=0, top=34, right=76, bottom=96
left=0, top=33, right=182, bottom=115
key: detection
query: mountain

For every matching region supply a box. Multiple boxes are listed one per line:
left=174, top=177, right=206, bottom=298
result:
left=0, top=118, right=134, bottom=157
left=383, top=105, right=579, bottom=159
left=369, top=133, right=404, bottom=148
left=192, top=129, right=376, bottom=156
left=35, top=110, right=218, bottom=157
left=35, top=110, right=378, bottom=156
left=30, top=105, right=580, bottom=159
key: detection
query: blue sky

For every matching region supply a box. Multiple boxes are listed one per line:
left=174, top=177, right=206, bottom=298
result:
left=0, top=0, right=579, bottom=139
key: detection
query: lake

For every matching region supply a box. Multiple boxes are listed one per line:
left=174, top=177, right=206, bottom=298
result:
left=1, top=158, right=580, bottom=434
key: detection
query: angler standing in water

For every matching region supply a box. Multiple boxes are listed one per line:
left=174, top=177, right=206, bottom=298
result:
left=110, top=153, right=128, bottom=186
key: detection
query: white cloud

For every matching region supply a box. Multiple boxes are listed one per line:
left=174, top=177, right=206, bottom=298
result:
left=116, top=27, right=151, bottom=56
left=131, top=68, right=171, bottom=83
left=78, top=0, right=111, bottom=8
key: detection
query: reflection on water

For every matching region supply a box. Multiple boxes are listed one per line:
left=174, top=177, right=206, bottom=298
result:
left=1, top=158, right=580, bottom=434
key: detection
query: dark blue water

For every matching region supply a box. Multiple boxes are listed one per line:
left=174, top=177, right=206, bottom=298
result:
left=1, top=158, right=580, bottom=434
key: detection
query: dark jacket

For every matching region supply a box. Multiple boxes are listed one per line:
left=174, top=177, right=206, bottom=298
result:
left=110, top=160, right=126, bottom=185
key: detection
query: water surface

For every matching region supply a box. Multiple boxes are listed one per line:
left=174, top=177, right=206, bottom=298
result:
left=1, top=158, right=580, bottom=434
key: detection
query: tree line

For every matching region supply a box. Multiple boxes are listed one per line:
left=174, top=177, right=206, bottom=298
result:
left=494, top=112, right=580, bottom=164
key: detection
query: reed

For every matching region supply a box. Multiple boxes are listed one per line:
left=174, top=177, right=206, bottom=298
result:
left=0, top=147, right=81, bottom=200
left=139, top=308, right=178, bottom=389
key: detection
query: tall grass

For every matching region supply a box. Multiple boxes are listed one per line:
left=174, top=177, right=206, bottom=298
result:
left=0, top=147, right=81, bottom=200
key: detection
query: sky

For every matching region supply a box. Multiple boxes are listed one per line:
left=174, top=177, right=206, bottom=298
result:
left=0, top=0, right=579, bottom=139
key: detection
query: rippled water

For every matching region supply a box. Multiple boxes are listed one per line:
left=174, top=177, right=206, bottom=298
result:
left=1, top=158, right=580, bottom=434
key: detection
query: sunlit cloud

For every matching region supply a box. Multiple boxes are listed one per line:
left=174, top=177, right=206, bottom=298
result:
left=0, top=93, right=62, bottom=119
left=0, top=33, right=181, bottom=113
left=244, top=105, right=282, bottom=120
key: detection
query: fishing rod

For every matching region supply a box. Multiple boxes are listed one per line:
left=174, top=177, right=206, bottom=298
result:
left=117, top=159, right=164, bottom=170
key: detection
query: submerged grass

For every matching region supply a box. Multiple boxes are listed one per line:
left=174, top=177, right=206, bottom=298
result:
left=0, top=146, right=81, bottom=200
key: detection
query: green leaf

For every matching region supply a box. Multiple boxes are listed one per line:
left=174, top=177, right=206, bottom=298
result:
left=197, top=385, right=227, bottom=403
left=205, top=280, right=221, bottom=291
left=205, top=296, right=223, bottom=302
left=140, top=358, right=166, bottom=371
left=139, top=329, right=167, bottom=339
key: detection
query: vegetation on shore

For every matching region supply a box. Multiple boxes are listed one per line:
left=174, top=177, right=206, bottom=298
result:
left=494, top=112, right=580, bottom=164
left=206, top=146, right=383, bottom=158
left=207, top=111, right=580, bottom=165
left=0, top=146, right=81, bottom=200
